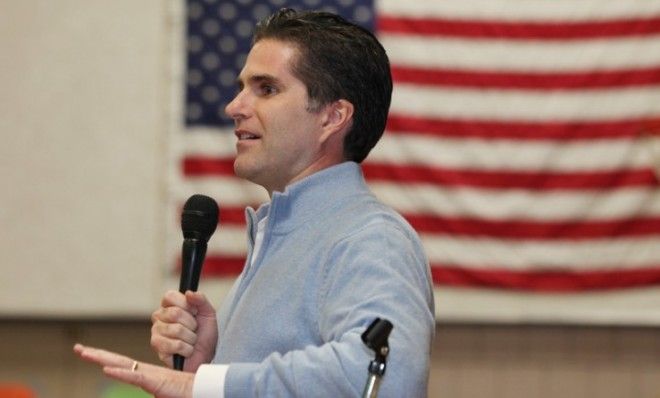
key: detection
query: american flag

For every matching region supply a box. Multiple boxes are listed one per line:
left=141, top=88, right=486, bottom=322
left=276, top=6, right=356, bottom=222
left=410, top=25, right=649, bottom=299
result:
left=168, top=0, right=660, bottom=323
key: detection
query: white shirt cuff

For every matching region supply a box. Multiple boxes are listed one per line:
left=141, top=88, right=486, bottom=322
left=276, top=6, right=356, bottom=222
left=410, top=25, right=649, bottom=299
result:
left=192, top=364, right=229, bottom=398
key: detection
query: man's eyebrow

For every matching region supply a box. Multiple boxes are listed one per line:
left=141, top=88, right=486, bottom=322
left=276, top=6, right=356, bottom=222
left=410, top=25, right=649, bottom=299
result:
left=235, top=74, right=281, bottom=89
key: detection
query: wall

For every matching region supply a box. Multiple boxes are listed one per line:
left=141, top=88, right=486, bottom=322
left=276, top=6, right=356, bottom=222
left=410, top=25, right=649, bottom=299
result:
left=1, top=320, right=659, bottom=397
left=0, top=0, right=165, bottom=316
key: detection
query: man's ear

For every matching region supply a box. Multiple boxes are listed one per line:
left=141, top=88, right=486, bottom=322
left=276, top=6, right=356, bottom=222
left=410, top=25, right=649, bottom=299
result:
left=320, top=99, right=354, bottom=144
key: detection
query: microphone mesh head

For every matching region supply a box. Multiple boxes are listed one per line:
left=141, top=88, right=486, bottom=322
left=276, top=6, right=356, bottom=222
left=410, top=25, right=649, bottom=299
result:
left=181, top=194, right=219, bottom=241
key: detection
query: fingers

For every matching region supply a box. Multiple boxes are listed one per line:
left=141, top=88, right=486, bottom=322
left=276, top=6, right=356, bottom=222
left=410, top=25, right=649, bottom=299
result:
left=74, top=343, right=194, bottom=398
left=74, top=343, right=144, bottom=386
left=150, top=291, right=200, bottom=363
left=102, top=363, right=194, bottom=398
left=151, top=290, right=215, bottom=329
left=150, top=329, right=195, bottom=358
left=150, top=318, right=197, bottom=360
left=150, top=290, right=218, bottom=370
left=152, top=319, right=198, bottom=345
left=185, top=291, right=216, bottom=318
left=101, top=366, right=145, bottom=389
left=101, top=365, right=163, bottom=394
left=152, top=291, right=198, bottom=329
left=161, top=290, right=195, bottom=312
left=74, top=344, right=134, bottom=369
left=152, top=307, right=198, bottom=336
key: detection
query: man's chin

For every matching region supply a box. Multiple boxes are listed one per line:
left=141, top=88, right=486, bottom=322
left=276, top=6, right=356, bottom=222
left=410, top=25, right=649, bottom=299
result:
left=233, top=160, right=260, bottom=182
left=233, top=160, right=249, bottom=179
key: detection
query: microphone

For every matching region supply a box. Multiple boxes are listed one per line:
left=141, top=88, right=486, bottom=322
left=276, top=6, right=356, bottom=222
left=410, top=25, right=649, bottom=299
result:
left=174, top=194, right=219, bottom=371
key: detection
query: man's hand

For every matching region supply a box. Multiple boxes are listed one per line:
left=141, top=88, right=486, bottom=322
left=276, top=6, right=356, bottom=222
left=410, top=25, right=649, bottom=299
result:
left=150, top=290, right=218, bottom=372
left=73, top=343, right=194, bottom=398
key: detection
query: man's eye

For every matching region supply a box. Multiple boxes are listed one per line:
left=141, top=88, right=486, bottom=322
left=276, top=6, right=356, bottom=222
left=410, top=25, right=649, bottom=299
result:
left=260, top=84, right=277, bottom=95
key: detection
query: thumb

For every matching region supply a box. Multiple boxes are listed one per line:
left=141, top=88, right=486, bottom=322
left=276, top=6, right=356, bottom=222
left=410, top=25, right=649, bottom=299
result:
left=184, top=291, right=216, bottom=317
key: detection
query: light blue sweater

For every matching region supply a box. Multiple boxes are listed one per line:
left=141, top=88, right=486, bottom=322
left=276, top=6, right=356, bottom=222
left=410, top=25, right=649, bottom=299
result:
left=215, top=162, right=435, bottom=397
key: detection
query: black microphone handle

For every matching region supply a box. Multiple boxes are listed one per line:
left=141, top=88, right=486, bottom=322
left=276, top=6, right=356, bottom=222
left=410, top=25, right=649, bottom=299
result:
left=173, top=354, right=186, bottom=371
left=174, top=238, right=208, bottom=371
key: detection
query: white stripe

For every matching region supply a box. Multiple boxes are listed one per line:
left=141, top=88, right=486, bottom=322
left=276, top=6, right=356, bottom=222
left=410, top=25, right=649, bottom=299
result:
left=372, top=135, right=658, bottom=171
left=369, top=183, right=660, bottom=220
left=434, top=286, right=660, bottom=325
left=171, top=177, right=269, bottom=207
left=423, top=235, right=660, bottom=270
left=208, top=225, right=248, bottom=255
left=391, top=84, right=660, bottom=121
left=381, top=35, right=660, bottom=72
left=205, top=228, right=660, bottom=271
left=175, top=179, right=660, bottom=221
left=378, top=0, right=660, bottom=21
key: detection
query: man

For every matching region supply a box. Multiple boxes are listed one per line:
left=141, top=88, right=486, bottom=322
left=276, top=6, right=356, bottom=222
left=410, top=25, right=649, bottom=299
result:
left=75, top=9, right=435, bottom=397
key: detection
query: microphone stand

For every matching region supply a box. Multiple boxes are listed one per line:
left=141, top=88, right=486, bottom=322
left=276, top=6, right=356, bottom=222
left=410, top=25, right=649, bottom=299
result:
left=361, top=318, right=393, bottom=398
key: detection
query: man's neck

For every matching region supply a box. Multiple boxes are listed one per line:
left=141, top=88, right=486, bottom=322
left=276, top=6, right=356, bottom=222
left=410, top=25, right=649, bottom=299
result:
left=264, top=156, right=346, bottom=197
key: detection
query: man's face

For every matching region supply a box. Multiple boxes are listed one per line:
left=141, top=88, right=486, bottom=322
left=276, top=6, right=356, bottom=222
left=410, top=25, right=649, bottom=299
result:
left=225, top=39, right=328, bottom=194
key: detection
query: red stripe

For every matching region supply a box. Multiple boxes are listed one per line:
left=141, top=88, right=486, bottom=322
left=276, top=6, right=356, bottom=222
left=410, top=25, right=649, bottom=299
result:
left=184, top=157, right=235, bottom=176
left=183, top=156, right=658, bottom=190
left=177, top=201, right=242, bottom=226
left=392, top=65, right=660, bottom=89
left=405, top=214, right=660, bottom=239
left=386, top=115, right=660, bottom=140
left=197, top=256, right=660, bottom=292
left=362, top=162, right=658, bottom=190
left=202, top=255, right=246, bottom=277
left=222, top=206, right=247, bottom=224
left=378, top=15, right=660, bottom=39
left=177, top=202, right=249, bottom=225
left=432, top=264, right=660, bottom=291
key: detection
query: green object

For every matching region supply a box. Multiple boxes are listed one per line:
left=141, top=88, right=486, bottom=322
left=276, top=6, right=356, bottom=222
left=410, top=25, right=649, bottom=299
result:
left=102, top=383, right=151, bottom=398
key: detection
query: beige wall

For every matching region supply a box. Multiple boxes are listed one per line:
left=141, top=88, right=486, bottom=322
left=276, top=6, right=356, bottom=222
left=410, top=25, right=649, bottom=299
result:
left=0, top=0, right=166, bottom=316
left=1, top=320, right=659, bottom=397
left=430, top=324, right=660, bottom=397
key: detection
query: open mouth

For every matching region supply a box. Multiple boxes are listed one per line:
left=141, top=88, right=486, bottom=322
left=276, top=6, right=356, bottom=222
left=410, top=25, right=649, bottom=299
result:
left=236, top=130, right=260, bottom=140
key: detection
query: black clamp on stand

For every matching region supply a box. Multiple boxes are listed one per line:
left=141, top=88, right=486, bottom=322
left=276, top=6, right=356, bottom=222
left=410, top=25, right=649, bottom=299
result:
left=361, top=318, right=393, bottom=398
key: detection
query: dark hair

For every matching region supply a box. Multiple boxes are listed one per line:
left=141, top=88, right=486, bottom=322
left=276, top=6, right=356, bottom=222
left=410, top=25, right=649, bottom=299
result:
left=253, top=8, right=392, bottom=163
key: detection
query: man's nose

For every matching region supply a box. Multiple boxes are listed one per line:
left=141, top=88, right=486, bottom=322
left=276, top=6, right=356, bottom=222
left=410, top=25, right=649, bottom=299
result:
left=225, top=91, right=247, bottom=120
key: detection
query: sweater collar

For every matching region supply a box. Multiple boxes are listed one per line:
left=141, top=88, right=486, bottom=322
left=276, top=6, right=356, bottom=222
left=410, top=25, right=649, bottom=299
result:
left=247, top=161, right=368, bottom=234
